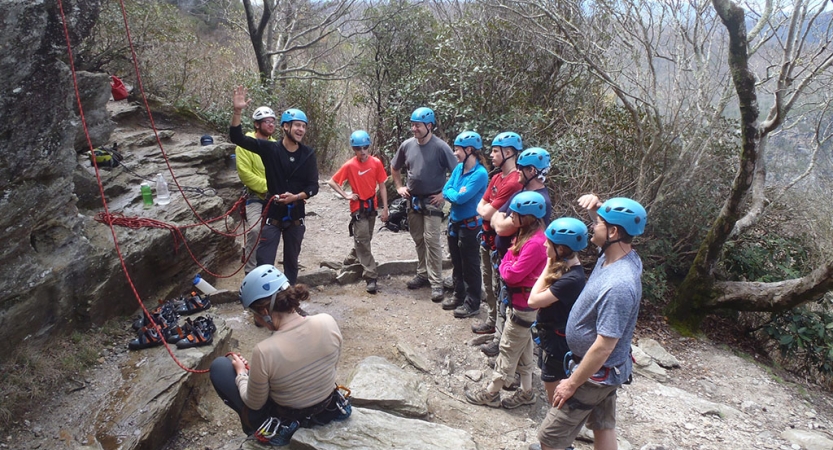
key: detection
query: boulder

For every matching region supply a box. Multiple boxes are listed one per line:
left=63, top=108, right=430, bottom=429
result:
left=638, top=338, right=680, bottom=368
left=346, top=356, right=429, bottom=418
left=781, top=428, right=833, bottom=450
left=289, top=407, right=477, bottom=450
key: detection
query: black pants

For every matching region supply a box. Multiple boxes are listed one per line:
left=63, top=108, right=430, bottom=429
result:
left=448, top=223, right=482, bottom=309
left=256, top=221, right=305, bottom=284
left=210, top=357, right=275, bottom=434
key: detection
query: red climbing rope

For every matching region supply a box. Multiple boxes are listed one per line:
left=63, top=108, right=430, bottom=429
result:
left=56, top=0, right=262, bottom=373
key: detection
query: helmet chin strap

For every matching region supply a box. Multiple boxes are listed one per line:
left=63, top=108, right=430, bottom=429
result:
left=599, top=224, right=622, bottom=254
left=261, top=290, right=279, bottom=325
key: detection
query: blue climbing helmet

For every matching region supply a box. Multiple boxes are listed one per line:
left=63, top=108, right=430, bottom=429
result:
left=597, top=197, right=647, bottom=237
left=517, top=147, right=550, bottom=171
left=280, top=108, right=308, bottom=125
left=410, top=107, right=436, bottom=125
left=454, top=131, right=482, bottom=150
left=491, top=132, right=523, bottom=151
left=546, top=217, right=588, bottom=252
left=509, top=191, right=547, bottom=219
left=350, top=130, right=371, bottom=147
left=239, top=264, right=290, bottom=310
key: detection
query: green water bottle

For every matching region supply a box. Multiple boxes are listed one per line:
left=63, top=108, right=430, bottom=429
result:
left=140, top=182, right=153, bottom=209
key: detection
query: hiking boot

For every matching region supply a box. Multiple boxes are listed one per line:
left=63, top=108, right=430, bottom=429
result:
left=465, top=388, right=501, bottom=408
left=471, top=321, right=496, bottom=335
left=480, top=340, right=499, bottom=357
left=443, top=275, right=455, bottom=291
left=501, top=389, right=535, bottom=409
left=431, top=287, right=445, bottom=303
left=453, top=303, right=480, bottom=318
left=503, top=372, right=521, bottom=391
left=406, top=275, right=430, bottom=290
left=366, top=279, right=377, bottom=294
left=441, top=296, right=462, bottom=310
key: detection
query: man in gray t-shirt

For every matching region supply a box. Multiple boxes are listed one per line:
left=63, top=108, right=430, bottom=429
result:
left=391, top=107, right=457, bottom=302
left=534, top=195, right=647, bottom=450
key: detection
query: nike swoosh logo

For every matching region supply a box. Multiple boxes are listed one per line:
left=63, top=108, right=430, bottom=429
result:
left=358, top=169, right=371, bottom=175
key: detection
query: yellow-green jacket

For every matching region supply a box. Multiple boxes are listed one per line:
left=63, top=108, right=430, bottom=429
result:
left=235, top=131, right=275, bottom=200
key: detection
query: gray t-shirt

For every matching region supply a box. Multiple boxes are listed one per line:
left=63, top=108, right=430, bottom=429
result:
left=391, top=135, right=457, bottom=196
left=566, top=250, right=642, bottom=385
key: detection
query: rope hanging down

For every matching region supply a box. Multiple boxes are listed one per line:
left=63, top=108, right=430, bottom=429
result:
left=56, top=0, right=262, bottom=373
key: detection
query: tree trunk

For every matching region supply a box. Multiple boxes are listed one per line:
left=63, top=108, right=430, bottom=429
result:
left=709, top=261, right=833, bottom=312
left=242, top=0, right=272, bottom=83
left=665, top=0, right=760, bottom=328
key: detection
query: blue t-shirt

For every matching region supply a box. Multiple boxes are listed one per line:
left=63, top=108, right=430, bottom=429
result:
left=566, top=251, right=642, bottom=385
left=443, top=162, right=488, bottom=222
left=495, top=187, right=552, bottom=252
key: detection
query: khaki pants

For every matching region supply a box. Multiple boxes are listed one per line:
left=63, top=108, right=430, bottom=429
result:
left=480, top=246, right=499, bottom=327
left=344, top=214, right=378, bottom=280
left=492, top=308, right=537, bottom=386
left=408, top=208, right=443, bottom=289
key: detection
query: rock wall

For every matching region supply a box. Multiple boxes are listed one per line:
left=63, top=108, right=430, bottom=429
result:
left=0, top=0, right=238, bottom=360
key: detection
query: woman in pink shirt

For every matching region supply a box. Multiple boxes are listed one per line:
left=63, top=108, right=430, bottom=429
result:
left=466, top=191, right=548, bottom=409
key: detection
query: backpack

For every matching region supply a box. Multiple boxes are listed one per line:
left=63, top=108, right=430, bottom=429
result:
left=380, top=197, right=409, bottom=232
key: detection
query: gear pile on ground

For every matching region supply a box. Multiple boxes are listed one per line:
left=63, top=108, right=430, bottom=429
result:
left=128, top=293, right=214, bottom=350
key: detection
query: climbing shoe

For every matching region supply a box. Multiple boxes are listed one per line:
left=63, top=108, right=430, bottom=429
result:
left=176, top=316, right=215, bottom=349
left=501, top=389, right=535, bottom=409
left=406, top=275, right=430, bottom=290
left=465, top=388, right=501, bottom=408
left=253, top=417, right=300, bottom=446
left=174, top=293, right=211, bottom=315
left=128, top=325, right=164, bottom=350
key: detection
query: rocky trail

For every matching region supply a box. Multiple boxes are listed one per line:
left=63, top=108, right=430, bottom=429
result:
left=5, top=100, right=833, bottom=450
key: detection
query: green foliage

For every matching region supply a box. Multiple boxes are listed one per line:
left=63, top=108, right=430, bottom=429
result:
left=763, top=299, right=833, bottom=377
left=722, top=235, right=810, bottom=282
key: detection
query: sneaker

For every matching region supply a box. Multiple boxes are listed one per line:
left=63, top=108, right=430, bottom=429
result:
left=471, top=321, right=496, bottom=334
left=480, top=340, right=499, bottom=357
left=501, top=389, right=535, bottom=409
left=366, top=279, right=377, bottom=294
left=406, top=275, right=430, bottom=290
left=465, top=388, right=501, bottom=408
left=442, top=275, right=455, bottom=291
left=431, top=287, right=445, bottom=303
left=441, top=296, right=462, bottom=310
left=453, top=303, right=480, bottom=318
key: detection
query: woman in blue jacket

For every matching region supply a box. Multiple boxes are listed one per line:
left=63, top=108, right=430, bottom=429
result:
left=442, top=131, right=489, bottom=318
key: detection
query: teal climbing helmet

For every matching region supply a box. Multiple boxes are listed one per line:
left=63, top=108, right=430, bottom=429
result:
left=597, top=197, right=647, bottom=236
left=350, top=130, right=371, bottom=147
left=410, top=107, right=436, bottom=125
left=454, top=131, right=482, bottom=150
left=509, top=191, right=547, bottom=219
left=491, top=132, right=523, bottom=151
left=546, top=217, right=588, bottom=252
left=281, top=108, right=308, bottom=125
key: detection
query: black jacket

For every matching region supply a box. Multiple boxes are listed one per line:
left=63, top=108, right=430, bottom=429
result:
left=230, top=125, right=319, bottom=220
